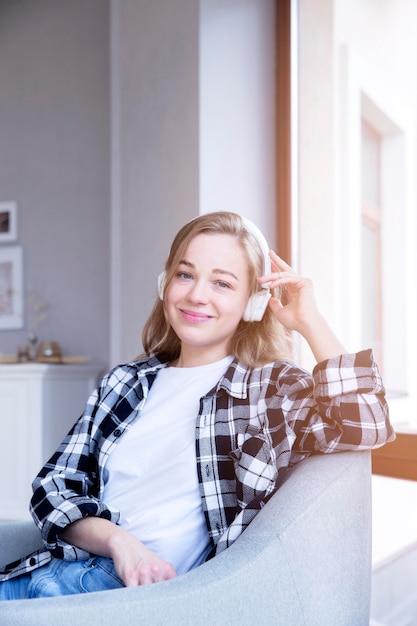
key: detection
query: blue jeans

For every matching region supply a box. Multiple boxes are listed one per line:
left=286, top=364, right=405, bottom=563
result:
left=0, top=557, right=124, bottom=600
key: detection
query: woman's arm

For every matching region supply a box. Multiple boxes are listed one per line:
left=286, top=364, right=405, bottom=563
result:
left=60, top=517, right=177, bottom=586
left=30, top=381, right=117, bottom=558
left=273, top=349, right=395, bottom=453
left=259, top=251, right=394, bottom=449
left=30, top=363, right=145, bottom=561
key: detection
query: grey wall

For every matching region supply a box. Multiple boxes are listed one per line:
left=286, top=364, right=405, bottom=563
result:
left=0, top=0, right=110, bottom=367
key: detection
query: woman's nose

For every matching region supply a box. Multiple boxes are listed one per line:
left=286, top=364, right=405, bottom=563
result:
left=186, top=280, right=208, bottom=303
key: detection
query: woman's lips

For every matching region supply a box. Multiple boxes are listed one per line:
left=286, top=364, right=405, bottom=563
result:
left=180, top=309, right=213, bottom=323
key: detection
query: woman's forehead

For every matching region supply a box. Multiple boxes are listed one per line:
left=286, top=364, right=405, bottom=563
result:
left=184, top=232, right=245, bottom=257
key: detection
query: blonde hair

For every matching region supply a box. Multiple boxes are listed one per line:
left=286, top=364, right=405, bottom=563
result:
left=141, top=212, right=292, bottom=367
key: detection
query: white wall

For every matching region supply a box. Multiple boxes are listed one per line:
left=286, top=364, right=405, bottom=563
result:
left=199, top=0, right=276, bottom=237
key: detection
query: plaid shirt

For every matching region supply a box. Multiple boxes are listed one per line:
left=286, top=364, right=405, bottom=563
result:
left=0, top=349, right=393, bottom=581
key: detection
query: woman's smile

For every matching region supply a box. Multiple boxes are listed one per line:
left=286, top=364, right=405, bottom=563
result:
left=179, top=308, right=214, bottom=323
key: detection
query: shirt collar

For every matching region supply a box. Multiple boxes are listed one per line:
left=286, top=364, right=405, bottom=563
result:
left=215, top=359, right=250, bottom=400
left=140, top=354, right=251, bottom=400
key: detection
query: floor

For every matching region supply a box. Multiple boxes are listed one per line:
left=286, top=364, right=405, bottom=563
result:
left=372, top=475, right=417, bottom=567
left=371, top=475, right=417, bottom=625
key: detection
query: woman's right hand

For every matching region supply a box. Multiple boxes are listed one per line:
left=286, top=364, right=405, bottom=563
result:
left=108, top=528, right=177, bottom=586
left=61, top=517, right=177, bottom=586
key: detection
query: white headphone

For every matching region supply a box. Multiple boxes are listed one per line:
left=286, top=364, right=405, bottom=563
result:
left=157, top=216, right=272, bottom=322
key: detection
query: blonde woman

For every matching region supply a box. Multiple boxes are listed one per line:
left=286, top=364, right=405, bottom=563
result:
left=0, top=212, right=394, bottom=599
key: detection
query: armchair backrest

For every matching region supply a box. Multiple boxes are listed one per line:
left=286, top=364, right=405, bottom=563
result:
left=0, top=450, right=372, bottom=625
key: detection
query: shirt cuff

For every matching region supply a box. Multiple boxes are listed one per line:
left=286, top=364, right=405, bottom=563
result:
left=312, top=349, right=385, bottom=399
left=41, top=501, right=120, bottom=560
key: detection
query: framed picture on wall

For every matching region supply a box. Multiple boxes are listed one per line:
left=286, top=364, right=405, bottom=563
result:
left=0, top=202, right=18, bottom=243
left=0, top=246, right=23, bottom=329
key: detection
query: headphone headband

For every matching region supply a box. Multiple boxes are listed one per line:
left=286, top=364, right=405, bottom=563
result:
left=241, top=216, right=271, bottom=284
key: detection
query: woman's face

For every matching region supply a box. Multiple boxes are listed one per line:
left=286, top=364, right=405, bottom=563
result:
left=165, top=233, right=250, bottom=366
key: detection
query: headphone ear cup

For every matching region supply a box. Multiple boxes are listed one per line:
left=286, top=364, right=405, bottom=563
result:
left=157, top=272, right=166, bottom=300
left=243, top=291, right=272, bottom=322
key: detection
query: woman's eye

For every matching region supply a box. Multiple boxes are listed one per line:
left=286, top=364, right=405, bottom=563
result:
left=176, top=271, right=193, bottom=280
left=215, top=281, right=231, bottom=289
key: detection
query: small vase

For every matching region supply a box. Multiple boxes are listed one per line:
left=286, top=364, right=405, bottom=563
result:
left=27, top=332, right=39, bottom=361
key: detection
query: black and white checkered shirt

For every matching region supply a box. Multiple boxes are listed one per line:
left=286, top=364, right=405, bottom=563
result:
left=0, top=349, right=393, bottom=581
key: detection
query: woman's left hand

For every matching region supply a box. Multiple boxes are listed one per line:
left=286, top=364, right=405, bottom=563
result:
left=259, top=250, right=319, bottom=334
left=258, top=250, right=347, bottom=362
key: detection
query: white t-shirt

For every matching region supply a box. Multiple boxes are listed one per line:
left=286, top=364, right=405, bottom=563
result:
left=102, top=355, right=233, bottom=575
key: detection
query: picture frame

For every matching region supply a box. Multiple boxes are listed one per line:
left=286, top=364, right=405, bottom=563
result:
left=0, top=246, right=23, bottom=329
left=0, top=201, right=18, bottom=243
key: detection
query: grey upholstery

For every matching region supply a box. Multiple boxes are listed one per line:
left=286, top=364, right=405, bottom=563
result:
left=0, top=451, right=372, bottom=625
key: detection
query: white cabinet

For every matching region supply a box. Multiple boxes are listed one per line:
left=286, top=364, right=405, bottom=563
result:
left=0, top=363, right=102, bottom=520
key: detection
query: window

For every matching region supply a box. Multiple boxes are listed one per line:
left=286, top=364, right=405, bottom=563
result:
left=359, top=102, right=416, bottom=478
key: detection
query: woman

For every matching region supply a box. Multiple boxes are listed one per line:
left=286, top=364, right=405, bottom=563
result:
left=0, top=211, right=394, bottom=598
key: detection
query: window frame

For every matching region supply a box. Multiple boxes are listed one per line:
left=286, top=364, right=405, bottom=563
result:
left=275, top=0, right=293, bottom=265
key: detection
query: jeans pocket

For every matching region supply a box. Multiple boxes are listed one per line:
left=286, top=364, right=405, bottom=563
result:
left=80, top=557, right=124, bottom=593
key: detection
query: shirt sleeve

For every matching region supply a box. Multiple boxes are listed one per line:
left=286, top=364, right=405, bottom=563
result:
left=29, top=370, right=122, bottom=561
left=282, top=349, right=395, bottom=453
left=215, top=350, right=394, bottom=555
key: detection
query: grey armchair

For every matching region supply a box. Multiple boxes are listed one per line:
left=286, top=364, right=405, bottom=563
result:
left=0, top=451, right=371, bottom=625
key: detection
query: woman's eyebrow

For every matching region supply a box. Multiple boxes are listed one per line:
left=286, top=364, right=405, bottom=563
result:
left=178, top=259, right=193, bottom=268
left=178, top=260, right=239, bottom=282
left=212, top=268, right=239, bottom=282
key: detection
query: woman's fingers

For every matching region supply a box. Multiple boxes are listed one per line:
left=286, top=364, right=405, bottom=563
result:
left=259, top=269, right=300, bottom=289
left=269, top=250, right=295, bottom=273
left=258, top=250, right=297, bottom=287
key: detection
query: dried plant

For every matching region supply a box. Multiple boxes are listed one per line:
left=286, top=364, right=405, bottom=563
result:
left=26, top=287, right=50, bottom=341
